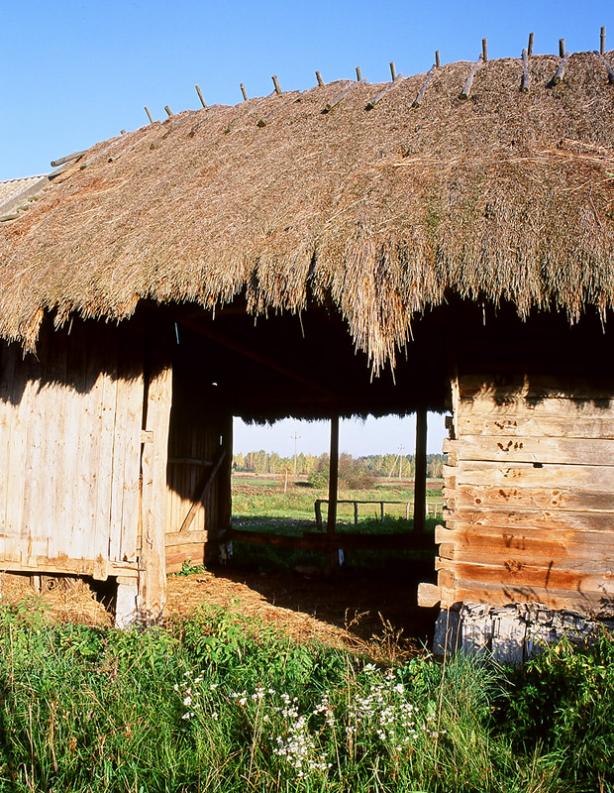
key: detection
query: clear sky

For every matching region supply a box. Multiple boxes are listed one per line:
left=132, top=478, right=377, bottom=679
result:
left=234, top=414, right=448, bottom=457
left=2, top=1, right=610, bottom=454
left=2, top=0, right=610, bottom=178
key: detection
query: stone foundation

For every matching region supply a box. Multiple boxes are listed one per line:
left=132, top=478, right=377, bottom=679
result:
left=433, top=603, right=613, bottom=664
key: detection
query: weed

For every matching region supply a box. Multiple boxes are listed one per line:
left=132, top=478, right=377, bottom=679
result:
left=0, top=603, right=609, bottom=792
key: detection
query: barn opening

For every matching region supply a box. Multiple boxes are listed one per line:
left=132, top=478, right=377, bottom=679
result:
left=161, top=299, right=451, bottom=642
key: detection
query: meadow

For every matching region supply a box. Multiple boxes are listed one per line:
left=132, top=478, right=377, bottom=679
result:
left=0, top=599, right=611, bottom=793
left=230, top=473, right=442, bottom=572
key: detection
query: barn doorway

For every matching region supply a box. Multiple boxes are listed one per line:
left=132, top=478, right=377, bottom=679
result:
left=201, top=413, right=445, bottom=644
left=166, top=299, right=453, bottom=643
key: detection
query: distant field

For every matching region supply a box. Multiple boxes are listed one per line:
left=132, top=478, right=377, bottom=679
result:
left=230, top=474, right=443, bottom=571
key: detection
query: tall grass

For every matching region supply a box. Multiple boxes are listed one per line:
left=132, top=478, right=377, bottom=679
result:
left=0, top=600, right=611, bottom=792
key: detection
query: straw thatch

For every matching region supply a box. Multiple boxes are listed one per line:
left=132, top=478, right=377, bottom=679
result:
left=1, top=52, right=613, bottom=371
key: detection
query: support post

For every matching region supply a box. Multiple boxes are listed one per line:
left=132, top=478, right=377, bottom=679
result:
left=413, top=409, right=428, bottom=532
left=138, top=363, right=172, bottom=623
left=115, top=576, right=138, bottom=628
left=327, top=416, right=339, bottom=567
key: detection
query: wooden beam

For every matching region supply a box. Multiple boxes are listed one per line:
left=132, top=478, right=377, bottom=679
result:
left=412, top=66, right=437, bottom=107
left=225, top=528, right=433, bottom=551
left=598, top=52, right=614, bottom=84
left=322, top=81, right=355, bottom=113
left=178, top=448, right=227, bottom=533
left=138, top=363, right=172, bottom=621
left=460, top=58, right=482, bottom=99
left=195, top=84, right=207, bottom=108
left=549, top=52, right=568, bottom=87
left=365, top=77, right=405, bottom=110
left=181, top=317, right=335, bottom=398
left=520, top=49, right=530, bottom=92
left=327, top=416, right=339, bottom=538
left=413, top=409, right=428, bottom=532
left=0, top=558, right=139, bottom=580
left=50, top=149, right=87, bottom=168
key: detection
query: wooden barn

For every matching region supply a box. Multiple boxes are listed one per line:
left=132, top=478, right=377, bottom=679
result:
left=0, top=48, right=613, bottom=650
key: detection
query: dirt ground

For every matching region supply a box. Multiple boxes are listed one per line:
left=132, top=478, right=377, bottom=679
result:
left=0, top=566, right=437, bottom=658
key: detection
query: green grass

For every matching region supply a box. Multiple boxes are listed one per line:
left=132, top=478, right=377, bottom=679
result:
left=0, top=601, right=611, bottom=792
left=232, top=480, right=443, bottom=526
left=231, top=479, right=441, bottom=571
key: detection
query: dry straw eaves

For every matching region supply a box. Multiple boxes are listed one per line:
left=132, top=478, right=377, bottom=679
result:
left=0, top=52, right=613, bottom=372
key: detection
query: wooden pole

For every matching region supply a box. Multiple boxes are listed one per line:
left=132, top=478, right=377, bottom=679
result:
left=435, top=50, right=441, bottom=68
left=600, top=26, right=606, bottom=55
left=482, top=38, right=488, bottom=62
left=389, top=61, right=397, bottom=81
left=195, top=84, right=207, bottom=108
left=315, top=70, right=325, bottom=87
left=240, top=83, right=248, bottom=101
left=327, top=416, right=339, bottom=564
left=527, top=32, right=534, bottom=57
left=521, top=48, right=530, bottom=92
left=272, top=75, right=282, bottom=95
left=144, top=106, right=154, bottom=124
left=559, top=38, right=566, bottom=58
left=164, top=105, right=173, bottom=117
left=413, top=409, right=427, bottom=533
left=355, top=66, right=362, bottom=81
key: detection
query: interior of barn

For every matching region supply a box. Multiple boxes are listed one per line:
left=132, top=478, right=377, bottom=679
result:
left=158, top=294, right=614, bottom=645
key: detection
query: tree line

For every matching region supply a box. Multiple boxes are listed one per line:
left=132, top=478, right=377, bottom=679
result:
left=233, top=451, right=445, bottom=479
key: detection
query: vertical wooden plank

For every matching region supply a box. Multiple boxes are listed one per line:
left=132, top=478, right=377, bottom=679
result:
left=119, top=363, right=146, bottom=563
left=413, top=409, right=428, bottom=532
left=22, top=351, right=45, bottom=560
left=45, top=334, right=68, bottom=559
left=94, top=341, right=119, bottom=561
left=0, top=344, right=17, bottom=559
left=138, top=362, right=172, bottom=620
left=6, top=354, right=32, bottom=562
left=81, top=344, right=105, bottom=560
left=55, top=332, right=83, bottom=558
left=58, top=328, right=89, bottom=558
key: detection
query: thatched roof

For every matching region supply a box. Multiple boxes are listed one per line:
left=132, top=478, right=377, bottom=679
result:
left=1, top=51, right=613, bottom=371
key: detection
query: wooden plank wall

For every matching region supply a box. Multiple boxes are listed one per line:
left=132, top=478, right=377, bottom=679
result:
left=421, top=374, right=614, bottom=618
left=0, top=326, right=144, bottom=579
left=164, top=378, right=232, bottom=572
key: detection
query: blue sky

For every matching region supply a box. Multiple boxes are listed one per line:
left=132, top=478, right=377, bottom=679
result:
left=234, top=415, right=447, bottom=457
left=2, top=1, right=610, bottom=454
left=2, top=0, right=610, bottom=178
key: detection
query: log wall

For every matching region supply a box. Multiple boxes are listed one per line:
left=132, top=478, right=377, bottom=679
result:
left=419, top=374, right=614, bottom=619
